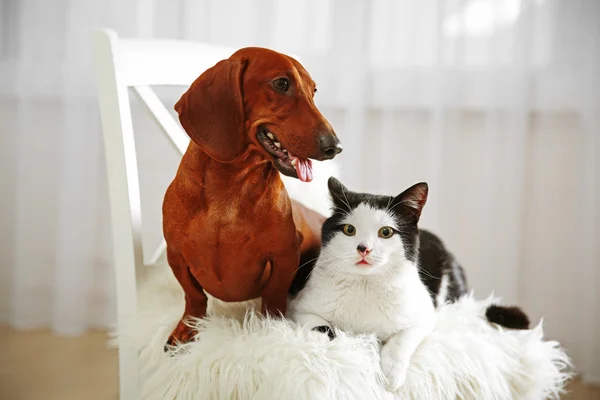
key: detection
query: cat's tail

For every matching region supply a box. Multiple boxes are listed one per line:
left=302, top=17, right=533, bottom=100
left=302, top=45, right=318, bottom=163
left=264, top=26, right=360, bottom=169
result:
left=485, top=304, right=531, bottom=330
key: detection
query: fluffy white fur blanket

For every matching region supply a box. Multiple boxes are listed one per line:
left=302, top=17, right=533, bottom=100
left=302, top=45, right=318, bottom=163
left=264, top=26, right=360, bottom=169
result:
left=115, top=161, right=572, bottom=399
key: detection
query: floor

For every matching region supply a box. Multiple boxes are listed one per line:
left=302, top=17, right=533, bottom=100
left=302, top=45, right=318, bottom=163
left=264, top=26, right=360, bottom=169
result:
left=1, top=326, right=118, bottom=400
left=1, top=326, right=599, bottom=400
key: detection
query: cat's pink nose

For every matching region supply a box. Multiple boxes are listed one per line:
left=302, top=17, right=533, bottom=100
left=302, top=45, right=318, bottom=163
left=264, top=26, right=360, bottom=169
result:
left=357, top=244, right=371, bottom=257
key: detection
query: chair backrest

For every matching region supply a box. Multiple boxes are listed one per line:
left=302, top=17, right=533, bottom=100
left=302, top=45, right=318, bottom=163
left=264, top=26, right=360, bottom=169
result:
left=91, top=28, right=236, bottom=399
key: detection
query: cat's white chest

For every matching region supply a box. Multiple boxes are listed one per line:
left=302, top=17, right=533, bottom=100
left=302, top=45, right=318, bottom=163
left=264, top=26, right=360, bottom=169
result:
left=291, top=269, right=434, bottom=341
left=330, top=279, right=411, bottom=339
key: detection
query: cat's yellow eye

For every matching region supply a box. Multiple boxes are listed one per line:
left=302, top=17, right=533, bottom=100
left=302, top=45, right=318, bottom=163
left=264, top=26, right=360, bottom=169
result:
left=378, top=226, right=394, bottom=238
left=342, top=224, right=356, bottom=236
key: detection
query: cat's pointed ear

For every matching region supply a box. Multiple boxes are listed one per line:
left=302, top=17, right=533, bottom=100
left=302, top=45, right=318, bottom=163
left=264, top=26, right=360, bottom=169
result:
left=391, top=182, right=428, bottom=221
left=328, top=177, right=351, bottom=212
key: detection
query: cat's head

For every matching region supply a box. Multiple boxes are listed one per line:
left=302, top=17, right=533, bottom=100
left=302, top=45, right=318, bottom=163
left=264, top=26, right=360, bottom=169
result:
left=320, top=177, right=428, bottom=276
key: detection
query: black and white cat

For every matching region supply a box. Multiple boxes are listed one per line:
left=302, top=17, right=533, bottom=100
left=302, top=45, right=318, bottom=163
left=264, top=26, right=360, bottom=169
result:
left=287, top=177, right=529, bottom=390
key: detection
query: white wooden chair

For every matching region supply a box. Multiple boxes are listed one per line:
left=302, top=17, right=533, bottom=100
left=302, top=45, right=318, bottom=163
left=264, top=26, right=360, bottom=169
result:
left=90, top=29, right=236, bottom=399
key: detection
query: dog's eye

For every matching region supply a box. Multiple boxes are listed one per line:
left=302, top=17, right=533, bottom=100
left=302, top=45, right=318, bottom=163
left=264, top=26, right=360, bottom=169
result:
left=342, top=224, right=356, bottom=236
left=378, top=227, right=394, bottom=239
left=272, top=78, right=289, bottom=92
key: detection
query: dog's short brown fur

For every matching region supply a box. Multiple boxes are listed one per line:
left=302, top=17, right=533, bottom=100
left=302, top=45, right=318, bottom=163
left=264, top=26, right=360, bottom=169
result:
left=163, top=47, right=342, bottom=346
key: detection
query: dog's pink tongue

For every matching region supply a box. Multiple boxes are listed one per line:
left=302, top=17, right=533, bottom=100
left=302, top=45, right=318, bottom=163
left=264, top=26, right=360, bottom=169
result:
left=301, top=158, right=313, bottom=182
left=289, top=153, right=313, bottom=182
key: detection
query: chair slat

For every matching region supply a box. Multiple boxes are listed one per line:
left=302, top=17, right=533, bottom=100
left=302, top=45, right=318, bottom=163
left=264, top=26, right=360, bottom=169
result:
left=120, top=39, right=235, bottom=87
left=132, top=85, right=190, bottom=155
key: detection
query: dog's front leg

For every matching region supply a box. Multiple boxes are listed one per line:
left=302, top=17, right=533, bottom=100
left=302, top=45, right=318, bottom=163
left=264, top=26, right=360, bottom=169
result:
left=165, top=257, right=208, bottom=350
left=261, top=253, right=298, bottom=318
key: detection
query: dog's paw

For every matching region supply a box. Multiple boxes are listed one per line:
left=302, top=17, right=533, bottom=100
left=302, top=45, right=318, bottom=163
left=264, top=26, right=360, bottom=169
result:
left=164, top=320, right=196, bottom=353
left=379, top=352, right=408, bottom=391
left=312, top=325, right=336, bottom=340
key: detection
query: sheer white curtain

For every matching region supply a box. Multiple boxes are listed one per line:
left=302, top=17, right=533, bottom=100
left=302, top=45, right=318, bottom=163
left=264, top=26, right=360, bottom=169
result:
left=0, top=0, right=598, bottom=383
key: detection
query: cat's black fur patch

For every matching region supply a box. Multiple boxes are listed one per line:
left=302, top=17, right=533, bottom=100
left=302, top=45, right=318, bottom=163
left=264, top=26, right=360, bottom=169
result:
left=288, top=246, right=320, bottom=296
left=313, top=325, right=336, bottom=340
left=418, top=230, right=468, bottom=306
left=486, top=304, right=531, bottom=330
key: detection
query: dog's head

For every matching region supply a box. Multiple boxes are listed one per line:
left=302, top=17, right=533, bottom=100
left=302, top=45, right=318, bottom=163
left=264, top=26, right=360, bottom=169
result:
left=174, top=47, right=342, bottom=182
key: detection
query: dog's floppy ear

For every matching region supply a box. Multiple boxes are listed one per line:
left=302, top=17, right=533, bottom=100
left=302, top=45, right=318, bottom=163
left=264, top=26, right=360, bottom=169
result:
left=175, top=59, right=247, bottom=163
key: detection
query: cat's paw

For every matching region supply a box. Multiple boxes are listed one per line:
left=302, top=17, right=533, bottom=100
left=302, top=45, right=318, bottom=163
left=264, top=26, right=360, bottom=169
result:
left=312, top=325, right=336, bottom=340
left=379, top=353, right=408, bottom=391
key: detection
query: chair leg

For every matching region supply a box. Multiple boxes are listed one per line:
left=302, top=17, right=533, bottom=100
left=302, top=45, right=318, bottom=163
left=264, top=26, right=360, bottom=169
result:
left=117, top=337, right=140, bottom=399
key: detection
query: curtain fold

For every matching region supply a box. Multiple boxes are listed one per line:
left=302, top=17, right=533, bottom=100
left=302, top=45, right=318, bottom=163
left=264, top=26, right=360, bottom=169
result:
left=0, top=0, right=598, bottom=383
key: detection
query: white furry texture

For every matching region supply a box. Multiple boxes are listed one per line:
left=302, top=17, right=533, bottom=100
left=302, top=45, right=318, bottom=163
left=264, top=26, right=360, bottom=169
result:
left=114, top=262, right=572, bottom=400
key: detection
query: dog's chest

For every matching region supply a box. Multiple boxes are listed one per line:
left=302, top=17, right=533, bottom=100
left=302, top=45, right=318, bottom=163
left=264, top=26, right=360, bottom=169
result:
left=166, top=172, right=300, bottom=275
left=184, top=203, right=298, bottom=267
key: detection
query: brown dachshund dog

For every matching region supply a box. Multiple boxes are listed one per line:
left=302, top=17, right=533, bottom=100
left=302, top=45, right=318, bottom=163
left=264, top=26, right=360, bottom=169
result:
left=163, top=47, right=342, bottom=347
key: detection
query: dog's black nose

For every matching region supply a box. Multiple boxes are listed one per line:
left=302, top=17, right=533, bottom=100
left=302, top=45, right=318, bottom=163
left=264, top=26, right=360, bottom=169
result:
left=319, top=135, right=343, bottom=159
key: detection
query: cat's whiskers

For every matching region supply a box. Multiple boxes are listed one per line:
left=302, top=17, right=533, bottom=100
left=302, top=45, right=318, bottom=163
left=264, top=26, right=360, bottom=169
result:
left=330, top=260, right=355, bottom=287
left=385, top=196, right=393, bottom=210
left=379, top=260, right=403, bottom=281
left=416, top=265, right=442, bottom=281
left=326, top=265, right=343, bottom=288
left=294, top=256, right=322, bottom=274
left=340, top=188, right=353, bottom=213
left=319, top=255, right=357, bottom=281
left=318, top=260, right=342, bottom=290
left=381, top=259, right=440, bottom=299
left=385, top=197, right=407, bottom=212
left=332, top=205, right=352, bottom=219
left=308, top=254, right=353, bottom=282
